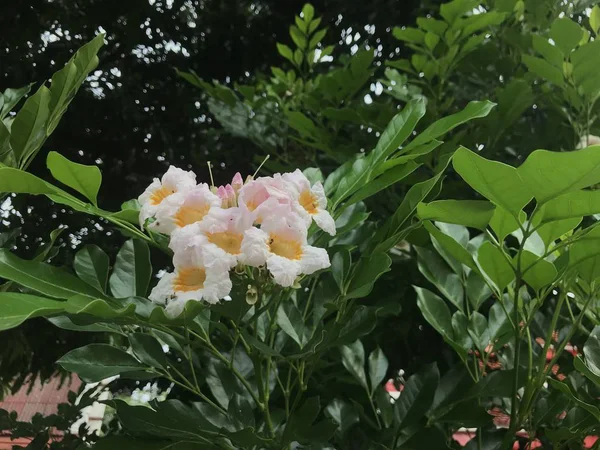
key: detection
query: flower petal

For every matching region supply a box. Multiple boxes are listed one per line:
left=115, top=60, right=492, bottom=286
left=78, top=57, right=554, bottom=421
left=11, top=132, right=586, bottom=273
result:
left=149, top=272, right=176, bottom=305
left=313, top=209, right=337, bottom=236
left=240, top=227, right=270, bottom=267
left=267, top=254, right=302, bottom=287
left=300, top=245, right=331, bottom=274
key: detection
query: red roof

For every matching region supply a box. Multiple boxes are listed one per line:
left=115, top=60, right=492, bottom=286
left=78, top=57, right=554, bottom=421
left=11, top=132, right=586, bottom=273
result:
left=0, top=376, right=81, bottom=422
left=0, top=376, right=82, bottom=448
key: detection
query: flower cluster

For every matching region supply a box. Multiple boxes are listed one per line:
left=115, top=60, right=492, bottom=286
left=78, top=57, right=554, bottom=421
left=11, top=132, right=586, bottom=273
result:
left=138, top=166, right=335, bottom=316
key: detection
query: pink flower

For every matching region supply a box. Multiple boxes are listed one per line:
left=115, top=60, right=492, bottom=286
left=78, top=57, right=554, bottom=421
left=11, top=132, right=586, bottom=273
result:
left=283, top=169, right=336, bottom=236
left=584, top=436, right=599, bottom=448
left=138, top=166, right=197, bottom=226
left=232, top=172, right=244, bottom=192
left=565, top=343, right=578, bottom=357
left=238, top=175, right=293, bottom=224
left=384, top=379, right=402, bottom=400
left=239, top=212, right=330, bottom=287
left=452, top=429, right=476, bottom=447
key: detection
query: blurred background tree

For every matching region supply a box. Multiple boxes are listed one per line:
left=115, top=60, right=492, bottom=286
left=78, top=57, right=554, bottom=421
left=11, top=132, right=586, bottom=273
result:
left=0, top=0, right=441, bottom=395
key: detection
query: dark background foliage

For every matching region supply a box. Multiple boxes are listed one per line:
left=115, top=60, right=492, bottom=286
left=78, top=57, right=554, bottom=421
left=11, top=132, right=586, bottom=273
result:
left=0, top=0, right=441, bottom=394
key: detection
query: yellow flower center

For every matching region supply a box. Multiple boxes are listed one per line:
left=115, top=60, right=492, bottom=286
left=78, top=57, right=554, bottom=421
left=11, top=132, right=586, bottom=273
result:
left=173, top=267, right=206, bottom=292
left=207, top=231, right=243, bottom=255
left=269, top=234, right=303, bottom=260
left=246, top=200, right=258, bottom=212
left=150, top=185, right=175, bottom=205
left=173, top=204, right=211, bottom=228
left=299, top=190, right=318, bottom=215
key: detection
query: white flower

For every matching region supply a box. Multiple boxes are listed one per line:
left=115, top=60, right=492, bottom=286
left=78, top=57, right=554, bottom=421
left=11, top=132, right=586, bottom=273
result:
left=239, top=213, right=330, bottom=287
left=171, top=207, right=254, bottom=269
left=577, top=135, right=600, bottom=149
left=282, top=169, right=336, bottom=236
left=138, top=166, right=197, bottom=227
left=238, top=175, right=293, bottom=224
left=149, top=184, right=220, bottom=234
left=149, top=244, right=232, bottom=317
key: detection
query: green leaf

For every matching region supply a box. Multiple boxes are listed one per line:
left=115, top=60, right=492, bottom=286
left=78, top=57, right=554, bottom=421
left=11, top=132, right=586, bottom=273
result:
left=402, top=101, right=496, bottom=154
left=347, top=161, right=420, bottom=205
left=541, top=190, right=600, bottom=223
left=425, top=32, right=440, bottom=50
left=57, top=343, right=145, bottom=382
left=548, top=378, right=600, bottom=420
left=519, top=146, right=600, bottom=204
left=452, top=311, right=473, bottom=351
left=415, top=287, right=466, bottom=358
left=416, top=17, right=448, bottom=35
left=368, top=347, right=388, bottom=395
left=392, top=27, right=425, bottom=43
left=74, top=245, right=109, bottom=293
left=331, top=249, right=351, bottom=295
left=424, top=221, right=477, bottom=272
left=519, top=250, right=557, bottom=291
left=333, top=99, right=426, bottom=206
left=301, top=4, right=315, bottom=22
left=488, top=301, right=513, bottom=343
left=574, top=356, right=600, bottom=386
left=47, top=151, right=102, bottom=205
left=0, top=292, right=65, bottom=331
left=49, top=316, right=123, bottom=334
left=9, top=85, right=50, bottom=166
left=1, top=85, right=32, bottom=120
left=522, top=55, right=564, bottom=85
left=583, top=326, right=600, bottom=376
left=129, top=333, right=168, bottom=370
left=346, top=253, right=392, bottom=299
left=372, top=98, right=427, bottom=165
left=415, top=246, right=464, bottom=311
left=290, top=25, right=307, bottom=49
left=417, top=200, right=495, bottom=230
left=468, top=312, right=490, bottom=352
left=532, top=35, right=564, bottom=68
left=489, top=207, right=525, bottom=242
left=550, top=18, right=583, bottom=54
left=282, top=397, right=336, bottom=445
left=0, top=249, right=103, bottom=299
left=537, top=217, right=581, bottom=249
left=466, top=271, right=491, bottom=311
left=325, top=399, right=359, bottom=436
left=476, top=242, right=514, bottom=292
left=277, top=43, right=295, bottom=64
left=308, top=17, right=322, bottom=35
left=341, top=340, right=368, bottom=390
left=394, top=363, right=439, bottom=430
left=109, top=239, right=152, bottom=298
left=591, top=5, right=600, bottom=35
left=570, top=226, right=600, bottom=284
left=453, top=146, right=531, bottom=215
left=47, top=34, right=104, bottom=133
left=373, top=158, right=451, bottom=253
left=276, top=301, right=308, bottom=348
left=0, top=167, right=57, bottom=196
left=309, top=29, right=327, bottom=49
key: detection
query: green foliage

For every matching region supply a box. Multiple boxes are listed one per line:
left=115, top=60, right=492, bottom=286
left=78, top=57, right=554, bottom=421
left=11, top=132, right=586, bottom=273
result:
left=5, top=1, right=600, bottom=449
left=1, top=35, right=104, bottom=169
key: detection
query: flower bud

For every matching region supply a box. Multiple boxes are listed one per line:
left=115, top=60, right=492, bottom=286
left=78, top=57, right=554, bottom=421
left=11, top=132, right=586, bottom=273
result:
left=232, top=172, right=244, bottom=192
left=225, top=184, right=236, bottom=207
left=246, top=285, right=258, bottom=305
left=216, top=186, right=228, bottom=207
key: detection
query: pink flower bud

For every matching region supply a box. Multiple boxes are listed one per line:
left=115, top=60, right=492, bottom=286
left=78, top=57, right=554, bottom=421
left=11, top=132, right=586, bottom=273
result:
left=232, top=172, right=244, bottom=191
left=216, top=186, right=227, bottom=206
left=225, top=184, right=236, bottom=207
